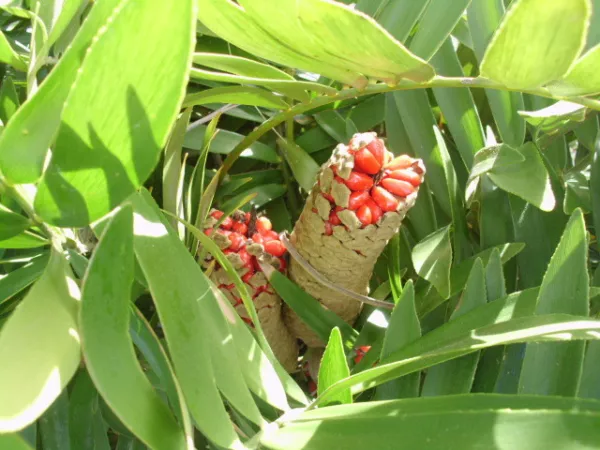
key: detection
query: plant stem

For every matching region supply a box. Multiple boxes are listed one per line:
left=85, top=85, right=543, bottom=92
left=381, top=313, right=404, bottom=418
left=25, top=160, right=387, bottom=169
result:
left=219, top=76, right=600, bottom=178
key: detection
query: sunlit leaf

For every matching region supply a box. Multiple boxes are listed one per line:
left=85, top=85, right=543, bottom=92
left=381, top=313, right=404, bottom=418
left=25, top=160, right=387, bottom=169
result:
left=0, top=250, right=80, bottom=432
left=480, top=0, right=589, bottom=89
left=34, top=0, right=195, bottom=226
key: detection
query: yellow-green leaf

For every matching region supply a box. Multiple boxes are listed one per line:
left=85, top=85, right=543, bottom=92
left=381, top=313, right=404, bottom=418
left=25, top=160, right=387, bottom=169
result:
left=0, top=250, right=80, bottom=432
left=480, top=0, right=590, bottom=89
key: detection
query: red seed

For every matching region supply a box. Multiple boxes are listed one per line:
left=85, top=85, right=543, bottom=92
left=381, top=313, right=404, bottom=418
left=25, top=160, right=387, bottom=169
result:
left=385, top=154, right=413, bottom=171
left=324, top=222, right=333, bottom=236
left=366, top=139, right=385, bottom=166
left=244, top=212, right=251, bottom=222
left=238, top=248, right=252, bottom=266
left=356, top=204, right=372, bottom=226
left=221, top=216, right=233, bottom=230
left=322, top=192, right=335, bottom=203
left=386, top=169, right=422, bottom=187
left=329, top=210, right=342, bottom=226
left=354, top=148, right=381, bottom=175
left=227, top=232, right=244, bottom=251
left=242, top=317, right=254, bottom=327
left=348, top=190, right=370, bottom=210
left=264, top=240, right=286, bottom=257
left=343, top=171, right=374, bottom=191
left=381, top=178, right=415, bottom=197
left=252, top=233, right=264, bottom=245
left=242, top=271, right=254, bottom=284
left=261, top=230, right=279, bottom=241
left=204, top=228, right=213, bottom=236
left=365, top=198, right=382, bottom=224
left=278, top=256, right=287, bottom=271
left=232, top=221, right=248, bottom=235
left=354, top=345, right=372, bottom=365
left=371, top=186, right=399, bottom=212
left=256, top=216, right=272, bottom=233
left=210, top=210, right=224, bottom=220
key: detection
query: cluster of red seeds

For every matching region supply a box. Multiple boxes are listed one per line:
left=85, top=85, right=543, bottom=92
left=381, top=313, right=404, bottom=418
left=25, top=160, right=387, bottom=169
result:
left=204, top=210, right=287, bottom=326
left=321, top=137, right=424, bottom=234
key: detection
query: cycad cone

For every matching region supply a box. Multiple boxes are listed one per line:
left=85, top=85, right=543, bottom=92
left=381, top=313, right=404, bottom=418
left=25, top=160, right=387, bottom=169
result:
left=284, top=132, right=425, bottom=347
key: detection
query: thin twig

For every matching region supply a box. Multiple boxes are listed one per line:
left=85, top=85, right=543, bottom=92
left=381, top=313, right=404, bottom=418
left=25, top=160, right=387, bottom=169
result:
left=186, top=104, right=239, bottom=132
left=279, top=231, right=394, bottom=310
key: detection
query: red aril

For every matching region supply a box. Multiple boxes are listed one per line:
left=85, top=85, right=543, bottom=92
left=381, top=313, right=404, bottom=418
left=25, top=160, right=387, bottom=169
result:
left=228, top=232, right=244, bottom=251
left=256, top=216, right=272, bottom=233
left=251, top=233, right=264, bottom=245
left=343, top=171, right=374, bottom=191
left=324, top=222, right=333, bottom=236
left=381, top=178, right=415, bottom=197
left=354, top=148, right=381, bottom=175
left=261, top=230, right=279, bottom=241
left=356, top=204, right=372, bottom=226
left=211, top=210, right=224, bottom=220
left=385, top=154, right=413, bottom=170
left=371, top=186, right=399, bottom=212
left=264, top=240, right=286, bottom=257
left=329, top=210, right=342, bottom=225
left=348, top=190, right=370, bottom=210
left=366, top=139, right=385, bottom=166
left=322, top=192, right=335, bottom=203
left=365, top=198, right=382, bottom=224
left=386, top=169, right=421, bottom=187
left=233, top=221, right=248, bottom=235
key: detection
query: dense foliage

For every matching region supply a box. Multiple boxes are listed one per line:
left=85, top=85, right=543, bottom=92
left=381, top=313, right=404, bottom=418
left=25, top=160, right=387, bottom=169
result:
left=0, top=0, right=600, bottom=449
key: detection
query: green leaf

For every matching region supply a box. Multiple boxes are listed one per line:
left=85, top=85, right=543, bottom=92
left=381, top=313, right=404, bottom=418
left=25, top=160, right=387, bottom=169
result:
left=467, top=0, right=525, bottom=147
left=0, top=0, right=125, bottom=184
left=34, top=0, right=195, bottom=227
left=198, top=0, right=434, bottom=87
left=0, top=254, right=48, bottom=306
left=480, top=0, right=590, bottom=89
left=185, top=125, right=280, bottom=163
left=38, top=390, right=70, bottom=450
left=0, top=231, right=49, bottom=249
left=0, top=204, right=29, bottom=241
left=519, top=209, right=589, bottom=396
left=579, top=341, right=600, bottom=399
left=80, top=205, right=187, bottom=449
left=374, top=281, right=421, bottom=400
left=315, top=313, right=600, bottom=406
left=0, top=29, right=25, bottom=71
left=193, top=52, right=295, bottom=80
left=68, top=370, right=98, bottom=450
left=277, top=138, right=319, bottom=192
left=183, top=86, right=289, bottom=109
left=592, top=132, right=600, bottom=250
left=125, top=190, right=245, bottom=449
left=430, top=38, right=486, bottom=168
left=409, top=0, right=471, bottom=61
left=548, top=44, right=600, bottom=96
left=0, top=433, right=34, bottom=450
left=518, top=101, right=587, bottom=137
left=262, top=264, right=359, bottom=349
left=0, top=250, right=80, bottom=432
left=0, top=76, right=19, bottom=125
left=263, top=395, right=600, bottom=450
left=488, top=143, right=556, bottom=211
left=39, top=0, right=87, bottom=50
left=317, top=328, right=352, bottom=406
left=421, top=259, right=487, bottom=396
left=411, top=226, right=452, bottom=298
left=163, top=109, right=193, bottom=231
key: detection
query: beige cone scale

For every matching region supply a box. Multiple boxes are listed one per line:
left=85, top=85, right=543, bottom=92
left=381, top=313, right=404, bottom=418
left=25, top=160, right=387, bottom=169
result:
left=201, top=210, right=299, bottom=372
left=284, top=132, right=425, bottom=347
